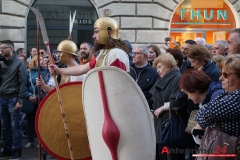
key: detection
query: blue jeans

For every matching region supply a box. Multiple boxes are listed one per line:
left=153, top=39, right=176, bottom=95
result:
left=0, top=97, right=22, bottom=151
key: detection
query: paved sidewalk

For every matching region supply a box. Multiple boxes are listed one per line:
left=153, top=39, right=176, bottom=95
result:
left=0, top=137, right=57, bottom=160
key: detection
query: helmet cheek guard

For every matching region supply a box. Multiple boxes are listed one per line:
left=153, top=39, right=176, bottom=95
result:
left=94, top=17, right=119, bottom=44
left=59, top=52, right=69, bottom=64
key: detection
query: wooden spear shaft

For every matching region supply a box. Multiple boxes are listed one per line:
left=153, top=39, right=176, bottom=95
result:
left=47, top=45, right=75, bottom=160
left=36, top=18, right=42, bottom=160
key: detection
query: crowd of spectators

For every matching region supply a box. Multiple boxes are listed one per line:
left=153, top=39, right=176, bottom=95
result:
left=1, top=27, right=240, bottom=160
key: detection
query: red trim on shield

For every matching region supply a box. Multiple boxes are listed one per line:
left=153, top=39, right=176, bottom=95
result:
left=35, top=82, right=92, bottom=160
left=98, top=71, right=120, bottom=160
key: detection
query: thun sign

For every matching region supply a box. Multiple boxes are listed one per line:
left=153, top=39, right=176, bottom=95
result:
left=178, top=9, right=228, bottom=20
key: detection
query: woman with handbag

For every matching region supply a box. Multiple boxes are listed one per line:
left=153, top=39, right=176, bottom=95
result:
left=179, top=55, right=240, bottom=160
left=149, top=53, right=188, bottom=160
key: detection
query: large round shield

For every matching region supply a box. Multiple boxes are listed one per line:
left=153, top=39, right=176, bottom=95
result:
left=36, top=82, right=91, bottom=160
left=83, top=66, right=156, bottom=160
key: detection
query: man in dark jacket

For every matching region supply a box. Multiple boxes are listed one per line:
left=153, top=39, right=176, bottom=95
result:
left=130, top=45, right=158, bottom=110
left=0, top=40, right=27, bottom=159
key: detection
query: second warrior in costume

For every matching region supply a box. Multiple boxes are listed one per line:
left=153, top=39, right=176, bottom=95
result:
left=49, top=17, right=130, bottom=75
left=37, top=38, right=84, bottom=91
left=36, top=38, right=92, bottom=159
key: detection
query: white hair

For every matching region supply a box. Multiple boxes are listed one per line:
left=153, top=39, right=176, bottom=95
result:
left=137, top=45, right=150, bottom=57
left=194, top=37, right=206, bottom=45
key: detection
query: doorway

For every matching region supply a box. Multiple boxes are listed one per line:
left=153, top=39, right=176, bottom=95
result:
left=170, top=29, right=206, bottom=46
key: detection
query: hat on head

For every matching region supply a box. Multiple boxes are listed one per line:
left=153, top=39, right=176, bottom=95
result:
left=123, top=40, right=132, bottom=53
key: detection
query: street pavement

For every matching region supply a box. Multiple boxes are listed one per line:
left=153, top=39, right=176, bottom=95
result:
left=0, top=137, right=57, bottom=160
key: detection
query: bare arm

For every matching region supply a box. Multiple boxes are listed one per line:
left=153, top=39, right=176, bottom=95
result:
left=36, top=76, right=54, bottom=93
left=41, top=83, right=55, bottom=93
left=49, top=62, right=91, bottom=76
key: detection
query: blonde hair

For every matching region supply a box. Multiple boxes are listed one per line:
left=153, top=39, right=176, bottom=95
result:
left=28, top=55, right=43, bottom=70
left=211, top=55, right=225, bottom=70
left=28, top=55, right=38, bottom=70
left=222, top=54, right=240, bottom=78
left=152, top=54, right=177, bottom=69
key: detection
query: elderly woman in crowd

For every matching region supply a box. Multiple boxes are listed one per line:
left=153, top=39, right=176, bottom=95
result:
left=150, top=54, right=187, bottom=160
left=180, top=55, right=240, bottom=148
left=179, top=69, right=212, bottom=105
left=186, top=44, right=220, bottom=82
left=196, top=54, right=240, bottom=138
left=147, top=45, right=161, bottom=66
left=184, top=44, right=221, bottom=160
left=179, top=69, right=223, bottom=122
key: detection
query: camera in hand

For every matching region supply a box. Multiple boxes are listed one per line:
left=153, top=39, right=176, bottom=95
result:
left=0, top=54, right=6, bottom=61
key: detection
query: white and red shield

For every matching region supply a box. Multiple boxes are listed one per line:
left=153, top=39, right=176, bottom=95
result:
left=83, top=66, right=156, bottom=160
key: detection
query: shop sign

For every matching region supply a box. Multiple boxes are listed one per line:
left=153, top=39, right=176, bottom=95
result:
left=178, top=9, right=228, bottom=21
left=40, top=11, right=93, bottom=25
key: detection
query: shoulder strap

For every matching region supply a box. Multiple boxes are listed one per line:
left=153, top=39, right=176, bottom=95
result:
left=95, top=49, right=113, bottom=67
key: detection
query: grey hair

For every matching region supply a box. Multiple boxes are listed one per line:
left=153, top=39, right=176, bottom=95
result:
left=231, top=28, right=240, bottom=44
left=137, top=45, right=150, bottom=57
left=194, top=37, right=206, bottom=45
left=215, top=40, right=227, bottom=49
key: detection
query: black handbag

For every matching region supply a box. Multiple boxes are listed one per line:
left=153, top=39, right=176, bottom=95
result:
left=160, top=109, right=187, bottom=148
left=21, top=97, right=38, bottom=114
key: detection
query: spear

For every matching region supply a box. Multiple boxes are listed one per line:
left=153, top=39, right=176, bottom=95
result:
left=36, top=13, right=42, bottom=160
left=30, top=7, right=75, bottom=160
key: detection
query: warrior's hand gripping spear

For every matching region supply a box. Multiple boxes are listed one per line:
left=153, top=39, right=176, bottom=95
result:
left=30, top=7, right=76, bottom=160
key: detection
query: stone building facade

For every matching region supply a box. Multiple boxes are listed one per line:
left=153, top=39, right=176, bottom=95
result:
left=0, top=0, right=240, bottom=50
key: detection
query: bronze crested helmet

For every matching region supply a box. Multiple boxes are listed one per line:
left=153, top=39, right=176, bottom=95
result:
left=94, top=17, right=119, bottom=44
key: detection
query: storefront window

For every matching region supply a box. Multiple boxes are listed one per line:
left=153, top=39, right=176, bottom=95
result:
left=27, top=0, right=98, bottom=53
left=170, top=0, right=236, bottom=46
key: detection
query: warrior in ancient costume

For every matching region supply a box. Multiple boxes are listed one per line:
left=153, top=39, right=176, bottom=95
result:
left=35, top=38, right=92, bottom=160
left=49, top=17, right=130, bottom=75
left=57, top=38, right=85, bottom=84
left=35, top=11, right=92, bottom=160
left=46, top=17, right=156, bottom=160
left=36, top=38, right=84, bottom=90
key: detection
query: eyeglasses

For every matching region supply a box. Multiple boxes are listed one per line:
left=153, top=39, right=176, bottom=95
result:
left=221, top=71, right=237, bottom=79
left=0, top=46, right=10, bottom=50
left=132, top=52, right=142, bottom=55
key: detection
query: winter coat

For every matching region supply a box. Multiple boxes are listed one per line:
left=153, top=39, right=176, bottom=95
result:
left=202, top=60, right=220, bottom=82
left=0, top=53, right=27, bottom=100
left=149, top=68, right=182, bottom=143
